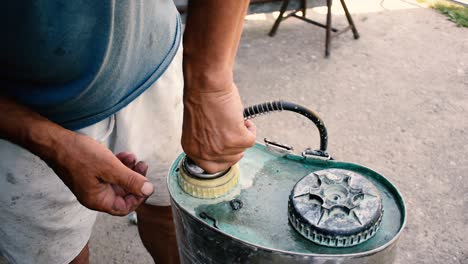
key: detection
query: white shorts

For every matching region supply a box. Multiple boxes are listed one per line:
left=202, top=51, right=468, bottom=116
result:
left=0, top=47, right=183, bottom=264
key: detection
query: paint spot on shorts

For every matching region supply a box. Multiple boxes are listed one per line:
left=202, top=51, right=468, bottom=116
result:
left=10, top=195, right=20, bottom=206
left=6, top=172, right=17, bottom=184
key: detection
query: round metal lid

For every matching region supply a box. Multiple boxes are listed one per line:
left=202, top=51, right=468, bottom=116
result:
left=183, top=157, right=228, bottom=179
left=288, top=169, right=383, bottom=247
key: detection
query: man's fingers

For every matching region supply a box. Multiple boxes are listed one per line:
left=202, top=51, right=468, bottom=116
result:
left=113, top=156, right=149, bottom=197
left=245, top=119, right=256, bottom=134
left=124, top=194, right=146, bottom=212
left=101, top=164, right=154, bottom=197
left=116, top=153, right=148, bottom=177
left=193, top=153, right=243, bottom=173
left=194, top=152, right=243, bottom=164
left=104, top=188, right=146, bottom=216
left=101, top=190, right=145, bottom=216
left=107, top=196, right=141, bottom=216
left=197, top=160, right=238, bottom=174
left=133, top=161, right=149, bottom=176
left=226, top=122, right=256, bottom=149
left=103, top=158, right=150, bottom=214
left=93, top=185, right=128, bottom=216
left=241, top=121, right=257, bottom=147
left=110, top=196, right=129, bottom=216
left=116, top=152, right=137, bottom=168
left=111, top=184, right=127, bottom=196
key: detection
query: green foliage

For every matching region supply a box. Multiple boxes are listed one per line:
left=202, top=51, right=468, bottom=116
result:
left=425, top=0, right=468, bottom=27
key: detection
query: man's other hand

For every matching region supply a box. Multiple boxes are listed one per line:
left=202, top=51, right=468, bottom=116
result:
left=181, top=83, right=256, bottom=173
left=49, top=134, right=154, bottom=216
left=0, top=97, right=154, bottom=216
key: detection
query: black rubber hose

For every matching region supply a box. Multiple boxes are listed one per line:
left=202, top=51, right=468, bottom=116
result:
left=243, top=101, right=328, bottom=152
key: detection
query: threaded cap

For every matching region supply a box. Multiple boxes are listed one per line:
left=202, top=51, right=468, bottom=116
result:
left=288, top=169, right=383, bottom=247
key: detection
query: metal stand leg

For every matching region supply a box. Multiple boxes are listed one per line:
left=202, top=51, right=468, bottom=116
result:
left=301, top=0, right=307, bottom=18
left=268, top=0, right=359, bottom=57
left=340, top=0, right=360, bottom=39
left=269, top=0, right=290, bottom=37
left=325, top=0, right=332, bottom=57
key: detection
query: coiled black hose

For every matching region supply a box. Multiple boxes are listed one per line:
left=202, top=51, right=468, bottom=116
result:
left=243, top=101, right=328, bottom=153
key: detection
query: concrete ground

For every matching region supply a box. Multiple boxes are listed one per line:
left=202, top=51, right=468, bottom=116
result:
left=6, top=0, right=458, bottom=263
left=89, top=1, right=467, bottom=264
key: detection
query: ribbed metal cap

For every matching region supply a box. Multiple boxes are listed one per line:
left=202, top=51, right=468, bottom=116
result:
left=288, top=169, right=383, bottom=247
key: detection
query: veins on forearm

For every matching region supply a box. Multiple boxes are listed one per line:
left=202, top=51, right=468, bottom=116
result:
left=0, top=96, right=72, bottom=165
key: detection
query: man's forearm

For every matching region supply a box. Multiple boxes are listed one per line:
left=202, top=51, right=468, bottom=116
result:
left=0, top=96, right=154, bottom=215
left=183, top=0, right=249, bottom=96
left=0, top=96, right=71, bottom=164
left=180, top=1, right=256, bottom=173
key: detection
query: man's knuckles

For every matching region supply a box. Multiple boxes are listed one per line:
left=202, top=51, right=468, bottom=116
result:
left=196, top=160, right=232, bottom=174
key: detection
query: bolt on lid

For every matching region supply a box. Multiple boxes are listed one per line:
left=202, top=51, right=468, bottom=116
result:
left=288, top=169, right=383, bottom=247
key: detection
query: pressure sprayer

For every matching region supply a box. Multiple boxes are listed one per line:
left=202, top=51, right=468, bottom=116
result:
left=168, top=101, right=406, bottom=264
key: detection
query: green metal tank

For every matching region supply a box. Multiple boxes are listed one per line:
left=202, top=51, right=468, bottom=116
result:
left=168, top=101, right=406, bottom=264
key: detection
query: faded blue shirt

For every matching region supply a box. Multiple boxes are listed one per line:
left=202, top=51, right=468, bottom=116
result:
left=0, top=0, right=181, bottom=130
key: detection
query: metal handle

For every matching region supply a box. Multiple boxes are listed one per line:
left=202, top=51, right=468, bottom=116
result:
left=243, top=101, right=329, bottom=155
left=185, top=101, right=330, bottom=177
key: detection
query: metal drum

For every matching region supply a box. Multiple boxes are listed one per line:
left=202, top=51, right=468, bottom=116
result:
left=168, top=101, right=406, bottom=264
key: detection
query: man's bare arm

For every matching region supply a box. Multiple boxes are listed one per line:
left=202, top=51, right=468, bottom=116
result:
left=0, top=96, right=153, bottom=215
left=0, top=96, right=70, bottom=163
left=183, top=0, right=249, bottom=90
left=181, top=0, right=257, bottom=173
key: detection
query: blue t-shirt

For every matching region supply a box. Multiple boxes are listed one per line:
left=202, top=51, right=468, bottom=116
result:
left=0, top=0, right=181, bottom=130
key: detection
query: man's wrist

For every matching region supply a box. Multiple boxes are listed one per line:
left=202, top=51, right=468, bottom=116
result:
left=183, top=63, right=234, bottom=101
left=21, top=117, right=74, bottom=166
